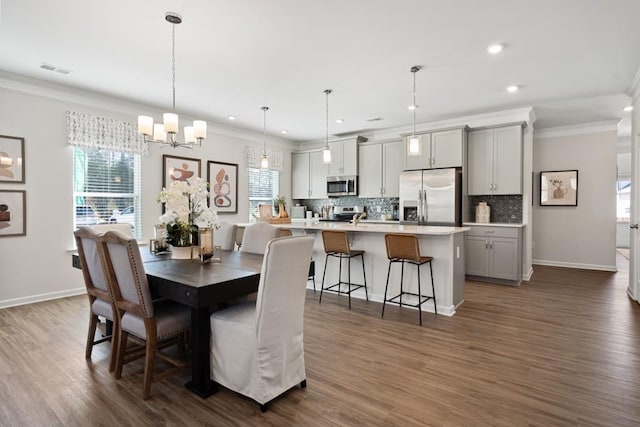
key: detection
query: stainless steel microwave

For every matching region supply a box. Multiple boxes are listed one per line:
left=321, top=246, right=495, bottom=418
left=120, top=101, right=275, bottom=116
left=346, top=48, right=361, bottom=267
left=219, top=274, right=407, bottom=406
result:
left=327, top=176, right=358, bottom=197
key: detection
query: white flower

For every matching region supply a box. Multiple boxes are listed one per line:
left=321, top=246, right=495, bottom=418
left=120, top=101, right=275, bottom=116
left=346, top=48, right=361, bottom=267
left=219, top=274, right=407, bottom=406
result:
left=158, top=177, right=221, bottom=230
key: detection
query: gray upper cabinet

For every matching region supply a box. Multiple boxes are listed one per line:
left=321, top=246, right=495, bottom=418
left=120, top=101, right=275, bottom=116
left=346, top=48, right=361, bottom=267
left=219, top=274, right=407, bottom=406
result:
left=404, top=128, right=464, bottom=170
left=359, top=141, right=403, bottom=198
left=292, top=151, right=328, bottom=199
left=467, top=124, right=523, bottom=195
left=328, top=137, right=362, bottom=176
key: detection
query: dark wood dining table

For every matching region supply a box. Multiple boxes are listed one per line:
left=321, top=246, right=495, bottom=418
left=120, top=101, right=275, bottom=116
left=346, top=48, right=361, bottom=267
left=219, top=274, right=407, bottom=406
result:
left=73, top=249, right=263, bottom=398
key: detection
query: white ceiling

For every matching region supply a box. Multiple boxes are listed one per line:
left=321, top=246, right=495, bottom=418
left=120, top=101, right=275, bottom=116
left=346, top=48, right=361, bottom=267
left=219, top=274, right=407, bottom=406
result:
left=1, top=0, right=639, bottom=141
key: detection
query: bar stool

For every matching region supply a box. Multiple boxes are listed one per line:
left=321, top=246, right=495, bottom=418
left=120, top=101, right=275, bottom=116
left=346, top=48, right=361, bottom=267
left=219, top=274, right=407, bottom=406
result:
left=382, top=233, right=437, bottom=325
left=319, top=230, right=368, bottom=309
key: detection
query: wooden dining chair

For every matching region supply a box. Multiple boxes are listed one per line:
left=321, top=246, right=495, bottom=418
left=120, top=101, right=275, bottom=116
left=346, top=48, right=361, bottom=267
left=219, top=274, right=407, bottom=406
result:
left=210, top=235, right=315, bottom=411
left=74, top=227, right=118, bottom=371
left=98, top=230, right=190, bottom=400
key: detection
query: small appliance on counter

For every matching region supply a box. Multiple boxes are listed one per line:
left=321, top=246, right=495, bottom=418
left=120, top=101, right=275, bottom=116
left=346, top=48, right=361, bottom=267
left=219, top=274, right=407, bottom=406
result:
left=391, top=204, right=399, bottom=220
left=319, top=205, right=365, bottom=222
left=291, top=205, right=306, bottom=219
left=475, top=202, right=490, bottom=223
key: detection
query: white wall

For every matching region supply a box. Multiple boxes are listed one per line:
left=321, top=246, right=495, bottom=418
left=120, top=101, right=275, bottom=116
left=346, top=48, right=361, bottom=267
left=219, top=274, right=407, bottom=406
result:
left=532, top=128, right=617, bottom=271
left=0, top=84, right=296, bottom=308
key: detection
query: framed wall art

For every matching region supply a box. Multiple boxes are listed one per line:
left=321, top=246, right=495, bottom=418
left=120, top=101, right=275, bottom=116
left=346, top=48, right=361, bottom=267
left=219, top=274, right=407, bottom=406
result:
left=208, top=161, right=238, bottom=213
left=0, top=189, right=26, bottom=237
left=0, top=135, right=25, bottom=183
left=540, top=170, right=578, bottom=206
left=162, top=155, right=201, bottom=189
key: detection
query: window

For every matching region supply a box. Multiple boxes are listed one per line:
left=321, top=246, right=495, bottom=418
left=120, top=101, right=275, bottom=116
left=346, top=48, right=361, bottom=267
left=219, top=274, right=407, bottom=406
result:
left=248, top=168, right=279, bottom=223
left=73, top=147, right=142, bottom=238
left=617, top=179, right=631, bottom=222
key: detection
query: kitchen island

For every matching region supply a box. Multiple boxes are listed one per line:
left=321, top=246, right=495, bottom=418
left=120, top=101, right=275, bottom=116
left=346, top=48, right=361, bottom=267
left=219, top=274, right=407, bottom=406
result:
left=285, top=221, right=469, bottom=316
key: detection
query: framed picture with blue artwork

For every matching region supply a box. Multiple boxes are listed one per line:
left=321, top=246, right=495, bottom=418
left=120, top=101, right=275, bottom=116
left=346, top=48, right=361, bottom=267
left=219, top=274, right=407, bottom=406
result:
left=208, top=161, right=237, bottom=213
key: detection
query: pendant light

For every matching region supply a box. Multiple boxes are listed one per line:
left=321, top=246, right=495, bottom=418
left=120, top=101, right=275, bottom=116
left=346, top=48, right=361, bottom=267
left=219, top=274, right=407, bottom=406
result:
left=260, top=106, right=269, bottom=169
left=138, top=12, right=207, bottom=149
left=322, top=89, right=332, bottom=164
left=407, top=66, right=422, bottom=156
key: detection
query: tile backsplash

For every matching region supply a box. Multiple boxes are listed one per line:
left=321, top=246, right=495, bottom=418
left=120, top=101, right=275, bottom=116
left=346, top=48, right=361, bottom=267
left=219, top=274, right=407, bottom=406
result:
left=467, top=195, right=522, bottom=223
left=294, top=197, right=399, bottom=220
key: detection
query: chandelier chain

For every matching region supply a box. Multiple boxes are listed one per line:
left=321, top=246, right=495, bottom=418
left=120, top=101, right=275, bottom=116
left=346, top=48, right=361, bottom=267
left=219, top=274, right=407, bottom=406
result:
left=171, top=24, right=176, bottom=111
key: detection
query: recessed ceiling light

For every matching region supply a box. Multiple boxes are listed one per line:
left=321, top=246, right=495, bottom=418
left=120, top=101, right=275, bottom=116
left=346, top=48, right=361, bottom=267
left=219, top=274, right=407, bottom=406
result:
left=227, top=115, right=236, bottom=120
left=281, top=130, right=288, bottom=134
left=506, top=85, right=519, bottom=93
left=407, top=105, right=418, bottom=111
left=624, top=106, right=634, bottom=112
left=335, top=119, right=344, bottom=124
left=487, top=43, right=504, bottom=54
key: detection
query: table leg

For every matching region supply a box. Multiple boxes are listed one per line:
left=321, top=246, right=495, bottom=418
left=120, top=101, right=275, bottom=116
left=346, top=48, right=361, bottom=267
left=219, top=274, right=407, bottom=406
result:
left=185, top=306, right=218, bottom=398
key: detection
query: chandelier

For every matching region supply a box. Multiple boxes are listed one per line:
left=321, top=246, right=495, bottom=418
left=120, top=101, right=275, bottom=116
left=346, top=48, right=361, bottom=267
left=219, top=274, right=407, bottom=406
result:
left=407, top=65, right=422, bottom=156
left=138, top=12, right=206, bottom=148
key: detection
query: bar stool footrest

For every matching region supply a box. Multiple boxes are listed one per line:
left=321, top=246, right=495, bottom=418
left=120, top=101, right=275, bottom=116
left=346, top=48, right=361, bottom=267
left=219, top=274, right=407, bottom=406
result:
left=322, top=281, right=366, bottom=295
left=385, top=292, right=433, bottom=308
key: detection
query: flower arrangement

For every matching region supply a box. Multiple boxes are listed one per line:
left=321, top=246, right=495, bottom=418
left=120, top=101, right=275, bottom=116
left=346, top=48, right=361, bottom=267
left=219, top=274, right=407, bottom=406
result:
left=158, top=178, right=221, bottom=247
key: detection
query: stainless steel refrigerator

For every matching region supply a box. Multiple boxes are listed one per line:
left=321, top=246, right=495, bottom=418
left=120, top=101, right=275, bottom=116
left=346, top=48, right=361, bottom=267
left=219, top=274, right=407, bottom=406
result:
left=399, top=168, right=462, bottom=226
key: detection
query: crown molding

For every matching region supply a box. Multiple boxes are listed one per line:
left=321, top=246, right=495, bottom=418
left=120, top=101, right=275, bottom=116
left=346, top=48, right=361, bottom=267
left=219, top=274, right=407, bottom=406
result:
left=533, top=120, right=619, bottom=140
left=0, top=70, right=296, bottom=150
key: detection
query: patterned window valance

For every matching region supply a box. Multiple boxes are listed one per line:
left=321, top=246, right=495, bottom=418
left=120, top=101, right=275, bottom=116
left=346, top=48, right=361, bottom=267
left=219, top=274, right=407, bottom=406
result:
left=66, top=111, right=148, bottom=155
left=245, top=145, right=284, bottom=171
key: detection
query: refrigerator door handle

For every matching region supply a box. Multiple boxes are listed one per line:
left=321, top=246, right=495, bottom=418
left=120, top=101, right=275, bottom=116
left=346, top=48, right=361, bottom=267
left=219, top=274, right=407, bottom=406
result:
left=423, top=188, right=428, bottom=224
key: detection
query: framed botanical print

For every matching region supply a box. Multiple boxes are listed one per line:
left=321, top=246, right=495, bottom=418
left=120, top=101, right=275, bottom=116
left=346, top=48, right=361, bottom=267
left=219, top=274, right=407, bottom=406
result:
left=162, top=155, right=201, bottom=189
left=540, top=170, right=578, bottom=206
left=208, top=161, right=238, bottom=213
left=0, top=190, right=26, bottom=237
left=0, top=135, right=25, bottom=183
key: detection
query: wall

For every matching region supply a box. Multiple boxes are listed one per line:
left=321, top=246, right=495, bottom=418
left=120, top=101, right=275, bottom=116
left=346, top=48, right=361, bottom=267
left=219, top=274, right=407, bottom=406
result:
left=0, top=82, right=295, bottom=308
left=532, top=126, right=617, bottom=271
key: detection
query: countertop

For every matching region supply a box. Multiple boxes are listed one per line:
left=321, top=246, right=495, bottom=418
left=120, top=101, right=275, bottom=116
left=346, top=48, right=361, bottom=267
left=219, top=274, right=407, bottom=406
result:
left=463, top=222, right=526, bottom=228
left=285, top=220, right=469, bottom=235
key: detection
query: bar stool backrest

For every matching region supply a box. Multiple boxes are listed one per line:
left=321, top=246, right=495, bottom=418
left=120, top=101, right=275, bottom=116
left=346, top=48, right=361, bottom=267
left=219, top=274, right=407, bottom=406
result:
left=276, top=228, right=293, bottom=238
left=321, top=230, right=350, bottom=255
left=385, top=233, right=421, bottom=262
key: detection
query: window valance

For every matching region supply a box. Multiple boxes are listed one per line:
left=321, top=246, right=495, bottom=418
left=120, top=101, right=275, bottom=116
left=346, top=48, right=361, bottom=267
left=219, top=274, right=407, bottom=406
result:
left=245, top=145, right=284, bottom=171
left=66, top=111, right=148, bottom=155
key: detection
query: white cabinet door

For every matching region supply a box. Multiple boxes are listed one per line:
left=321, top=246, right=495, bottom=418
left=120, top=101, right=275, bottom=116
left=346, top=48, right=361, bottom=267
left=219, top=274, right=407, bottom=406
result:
left=292, top=152, right=310, bottom=199
left=358, top=144, right=383, bottom=197
left=309, top=150, right=328, bottom=199
left=382, top=141, right=403, bottom=197
left=467, top=129, right=493, bottom=195
left=328, top=141, right=343, bottom=176
left=489, top=237, right=519, bottom=280
left=342, top=139, right=358, bottom=176
left=404, top=134, right=431, bottom=170
left=493, top=125, right=522, bottom=195
left=431, top=128, right=463, bottom=169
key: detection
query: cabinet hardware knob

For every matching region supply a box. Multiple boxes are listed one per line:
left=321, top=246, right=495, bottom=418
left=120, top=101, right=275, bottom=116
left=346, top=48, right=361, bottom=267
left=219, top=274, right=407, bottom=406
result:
left=631, top=224, right=639, bottom=229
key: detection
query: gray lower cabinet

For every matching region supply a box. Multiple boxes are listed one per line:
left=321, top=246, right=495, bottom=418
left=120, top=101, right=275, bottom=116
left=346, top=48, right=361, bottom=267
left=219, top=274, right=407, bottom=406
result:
left=465, top=225, right=522, bottom=283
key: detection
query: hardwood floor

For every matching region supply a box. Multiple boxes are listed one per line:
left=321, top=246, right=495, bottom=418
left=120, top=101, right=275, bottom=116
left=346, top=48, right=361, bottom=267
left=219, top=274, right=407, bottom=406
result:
left=1, top=254, right=639, bottom=426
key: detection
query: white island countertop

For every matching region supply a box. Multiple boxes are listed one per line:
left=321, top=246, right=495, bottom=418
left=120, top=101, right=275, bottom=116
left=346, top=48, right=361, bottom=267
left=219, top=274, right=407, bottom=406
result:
left=285, top=220, right=469, bottom=236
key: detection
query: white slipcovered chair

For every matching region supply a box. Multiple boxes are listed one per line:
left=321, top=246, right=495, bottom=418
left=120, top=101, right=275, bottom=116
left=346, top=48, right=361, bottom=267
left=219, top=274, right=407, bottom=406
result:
left=239, top=221, right=278, bottom=255
left=99, top=230, right=190, bottom=400
left=74, top=227, right=118, bottom=372
left=90, top=223, right=134, bottom=238
left=210, top=235, right=315, bottom=411
left=215, top=221, right=238, bottom=251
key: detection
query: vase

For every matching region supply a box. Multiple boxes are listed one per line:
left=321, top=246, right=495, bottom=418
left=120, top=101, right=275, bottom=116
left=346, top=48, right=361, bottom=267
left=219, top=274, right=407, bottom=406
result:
left=171, top=245, right=193, bottom=260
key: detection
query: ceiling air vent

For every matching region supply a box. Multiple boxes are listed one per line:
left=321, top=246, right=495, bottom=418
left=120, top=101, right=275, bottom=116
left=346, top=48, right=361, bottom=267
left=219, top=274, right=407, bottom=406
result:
left=366, top=116, right=384, bottom=122
left=40, top=63, right=72, bottom=75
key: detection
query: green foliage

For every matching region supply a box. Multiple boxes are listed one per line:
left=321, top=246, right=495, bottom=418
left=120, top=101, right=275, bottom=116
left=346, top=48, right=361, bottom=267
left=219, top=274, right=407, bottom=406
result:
left=273, top=195, right=286, bottom=213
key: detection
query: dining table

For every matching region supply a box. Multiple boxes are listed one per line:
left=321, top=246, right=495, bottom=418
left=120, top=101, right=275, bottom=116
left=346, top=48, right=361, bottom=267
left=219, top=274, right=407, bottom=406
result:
left=73, top=248, right=263, bottom=398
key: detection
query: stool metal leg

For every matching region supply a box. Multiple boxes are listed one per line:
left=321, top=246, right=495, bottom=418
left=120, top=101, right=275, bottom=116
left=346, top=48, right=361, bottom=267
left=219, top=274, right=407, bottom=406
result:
left=430, top=260, right=437, bottom=315
left=360, top=253, right=368, bottom=300
left=319, top=253, right=329, bottom=304
left=399, top=260, right=405, bottom=307
left=338, top=254, right=343, bottom=298
left=382, top=260, right=393, bottom=318
left=417, top=261, right=422, bottom=326
left=347, top=255, right=352, bottom=310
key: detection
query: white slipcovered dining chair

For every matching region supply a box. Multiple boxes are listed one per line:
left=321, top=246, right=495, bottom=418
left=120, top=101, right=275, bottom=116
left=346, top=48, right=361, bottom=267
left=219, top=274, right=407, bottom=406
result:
left=239, top=222, right=278, bottom=255
left=215, top=221, right=237, bottom=251
left=210, top=235, right=315, bottom=411
left=74, top=227, right=118, bottom=372
left=99, top=230, right=190, bottom=400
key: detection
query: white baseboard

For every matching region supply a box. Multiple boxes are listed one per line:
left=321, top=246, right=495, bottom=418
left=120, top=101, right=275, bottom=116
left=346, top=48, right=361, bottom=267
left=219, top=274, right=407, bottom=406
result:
left=0, top=288, right=86, bottom=309
left=532, top=259, right=617, bottom=272
left=522, top=267, right=534, bottom=281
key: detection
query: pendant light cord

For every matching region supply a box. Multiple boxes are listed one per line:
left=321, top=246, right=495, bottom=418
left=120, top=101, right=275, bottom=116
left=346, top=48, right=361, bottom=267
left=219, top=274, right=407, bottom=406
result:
left=324, top=89, right=332, bottom=147
left=262, top=106, right=268, bottom=155
left=412, top=69, right=416, bottom=135
left=171, top=23, right=176, bottom=111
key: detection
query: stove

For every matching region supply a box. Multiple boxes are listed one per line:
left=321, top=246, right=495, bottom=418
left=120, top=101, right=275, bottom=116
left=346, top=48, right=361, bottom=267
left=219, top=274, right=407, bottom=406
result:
left=322, top=205, right=365, bottom=222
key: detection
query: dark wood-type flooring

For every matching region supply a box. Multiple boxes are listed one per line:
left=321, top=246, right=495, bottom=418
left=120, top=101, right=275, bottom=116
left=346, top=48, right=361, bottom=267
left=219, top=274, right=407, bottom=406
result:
left=1, top=254, right=639, bottom=426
